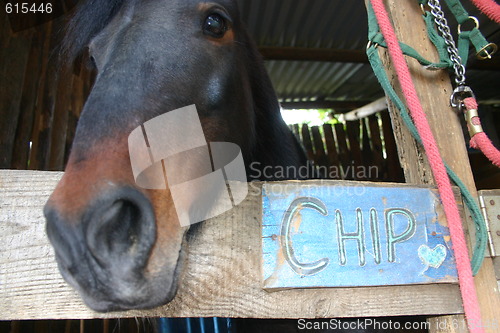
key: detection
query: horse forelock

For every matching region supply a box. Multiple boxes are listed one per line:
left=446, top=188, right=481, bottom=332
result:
left=61, top=0, right=127, bottom=63
left=61, top=0, right=242, bottom=64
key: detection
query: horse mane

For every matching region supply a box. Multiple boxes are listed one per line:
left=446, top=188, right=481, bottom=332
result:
left=61, top=0, right=125, bottom=62
left=240, top=30, right=310, bottom=179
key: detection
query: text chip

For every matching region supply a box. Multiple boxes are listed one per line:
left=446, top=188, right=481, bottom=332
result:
left=262, top=181, right=458, bottom=290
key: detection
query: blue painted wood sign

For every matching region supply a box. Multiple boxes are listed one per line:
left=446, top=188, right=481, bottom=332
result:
left=262, top=181, right=458, bottom=290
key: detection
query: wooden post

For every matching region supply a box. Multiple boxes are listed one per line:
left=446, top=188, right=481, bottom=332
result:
left=372, top=0, right=500, bottom=332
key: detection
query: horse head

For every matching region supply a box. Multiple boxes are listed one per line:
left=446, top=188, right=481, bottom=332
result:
left=44, top=0, right=307, bottom=312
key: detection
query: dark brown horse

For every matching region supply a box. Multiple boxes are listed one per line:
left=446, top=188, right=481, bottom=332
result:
left=44, top=0, right=309, bottom=312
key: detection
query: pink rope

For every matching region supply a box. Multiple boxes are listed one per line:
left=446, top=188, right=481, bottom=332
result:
left=469, top=0, right=500, bottom=24
left=369, top=1, right=484, bottom=332
left=464, top=97, right=500, bottom=167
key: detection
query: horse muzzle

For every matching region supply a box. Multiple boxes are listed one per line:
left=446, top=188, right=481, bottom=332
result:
left=44, top=186, right=176, bottom=312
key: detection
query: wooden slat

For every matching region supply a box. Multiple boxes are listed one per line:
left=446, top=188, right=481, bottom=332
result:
left=367, top=114, right=386, bottom=181
left=310, top=126, right=328, bottom=168
left=300, top=124, right=315, bottom=162
left=334, top=123, right=351, bottom=179
left=48, top=65, right=74, bottom=171
left=29, top=18, right=67, bottom=171
left=361, top=118, right=373, bottom=178
left=0, top=170, right=464, bottom=320
left=64, top=71, right=85, bottom=168
left=0, top=20, right=33, bottom=168
left=28, top=21, right=53, bottom=170
left=31, top=24, right=59, bottom=170
left=345, top=121, right=363, bottom=179
left=292, top=123, right=300, bottom=140
left=322, top=123, right=341, bottom=178
left=11, top=27, right=46, bottom=170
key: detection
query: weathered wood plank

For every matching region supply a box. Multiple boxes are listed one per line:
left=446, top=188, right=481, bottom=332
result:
left=0, top=170, right=464, bottom=320
left=28, top=21, right=53, bottom=171
left=300, top=124, right=315, bottom=162
left=48, top=65, right=74, bottom=171
left=28, top=17, right=65, bottom=171
left=322, top=123, right=341, bottom=178
left=367, top=114, right=385, bottom=181
left=346, top=121, right=363, bottom=179
left=11, top=27, right=46, bottom=170
left=361, top=118, right=373, bottom=178
left=334, top=123, right=351, bottom=179
left=310, top=126, right=328, bottom=168
left=292, top=123, right=300, bottom=140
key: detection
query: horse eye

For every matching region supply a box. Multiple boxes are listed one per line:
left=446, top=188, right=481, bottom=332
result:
left=203, top=14, right=227, bottom=38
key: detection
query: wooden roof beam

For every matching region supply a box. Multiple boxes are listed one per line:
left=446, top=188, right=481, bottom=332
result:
left=259, top=46, right=500, bottom=71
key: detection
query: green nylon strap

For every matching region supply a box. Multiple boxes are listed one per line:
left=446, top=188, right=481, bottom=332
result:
left=366, top=45, right=487, bottom=275
left=441, top=0, right=496, bottom=63
left=459, top=28, right=494, bottom=65
left=367, top=2, right=452, bottom=69
left=419, top=0, right=495, bottom=67
left=371, top=32, right=450, bottom=69
left=422, top=12, right=454, bottom=68
left=443, top=0, right=470, bottom=24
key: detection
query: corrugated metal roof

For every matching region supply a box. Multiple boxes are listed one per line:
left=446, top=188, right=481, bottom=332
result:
left=235, top=0, right=500, bottom=110
left=237, top=0, right=368, bottom=49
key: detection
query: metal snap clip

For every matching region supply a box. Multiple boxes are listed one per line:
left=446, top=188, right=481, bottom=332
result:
left=450, top=85, right=475, bottom=111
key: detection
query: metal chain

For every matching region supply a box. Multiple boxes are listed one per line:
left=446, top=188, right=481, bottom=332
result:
left=427, top=0, right=466, bottom=86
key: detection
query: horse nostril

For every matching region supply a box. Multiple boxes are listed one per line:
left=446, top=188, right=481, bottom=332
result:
left=89, top=200, right=139, bottom=257
left=85, top=188, right=156, bottom=270
left=44, top=204, right=81, bottom=270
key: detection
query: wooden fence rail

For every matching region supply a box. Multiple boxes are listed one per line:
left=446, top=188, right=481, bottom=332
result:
left=0, top=170, right=463, bottom=320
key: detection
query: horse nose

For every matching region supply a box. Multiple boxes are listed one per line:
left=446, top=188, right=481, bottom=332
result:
left=45, top=187, right=156, bottom=278
left=85, top=188, right=156, bottom=269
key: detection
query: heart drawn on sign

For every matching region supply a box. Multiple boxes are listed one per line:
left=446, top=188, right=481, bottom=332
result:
left=418, top=244, right=447, bottom=269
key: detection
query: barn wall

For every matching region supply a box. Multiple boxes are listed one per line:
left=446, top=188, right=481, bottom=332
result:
left=0, top=9, right=94, bottom=172
left=0, top=8, right=403, bottom=181
left=291, top=112, right=404, bottom=182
